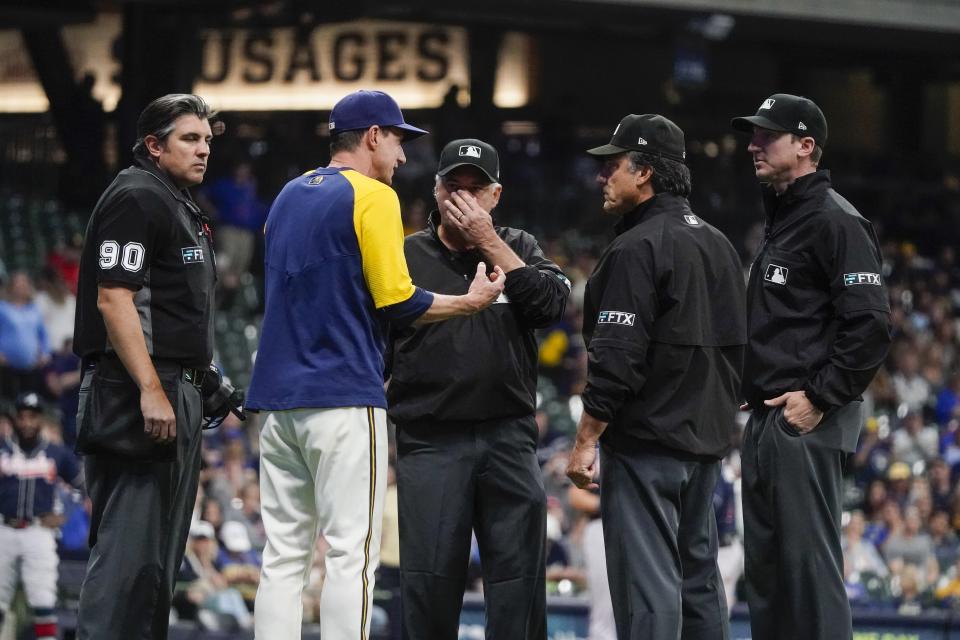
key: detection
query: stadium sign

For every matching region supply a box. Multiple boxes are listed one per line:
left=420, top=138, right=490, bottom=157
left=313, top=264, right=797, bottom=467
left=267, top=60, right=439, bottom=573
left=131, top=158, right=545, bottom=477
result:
left=0, top=16, right=530, bottom=112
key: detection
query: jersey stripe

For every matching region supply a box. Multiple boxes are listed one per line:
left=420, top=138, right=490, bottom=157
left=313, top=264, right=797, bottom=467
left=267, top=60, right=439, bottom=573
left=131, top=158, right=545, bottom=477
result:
left=360, top=406, right=377, bottom=639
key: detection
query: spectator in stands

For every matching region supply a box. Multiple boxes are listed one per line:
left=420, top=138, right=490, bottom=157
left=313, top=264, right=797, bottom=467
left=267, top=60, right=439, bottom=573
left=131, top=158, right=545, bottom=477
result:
left=887, top=462, right=914, bottom=509
left=852, top=417, right=891, bottom=487
left=892, top=411, right=940, bottom=467
left=33, top=266, right=75, bottom=355
left=929, top=459, right=954, bottom=513
left=895, top=564, right=927, bottom=615
left=911, top=477, right=935, bottom=523
left=934, top=555, right=960, bottom=606
left=929, top=510, right=960, bottom=572
left=201, top=496, right=225, bottom=535
left=216, top=520, right=261, bottom=610
left=543, top=496, right=582, bottom=590
left=864, top=478, right=889, bottom=520
left=884, top=506, right=939, bottom=590
left=236, top=480, right=265, bottom=551
left=843, top=510, right=889, bottom=580
left=892, top=344, right=931, bottom=414
left=0, top=271, right=51, bottom=399
left=44, top=339, right=81, bottom=448
left=197, top=161, right=268, bottom=284
left=177, top=520, right=252, bottom=629
left=866, top=499, right=902, bottom=549
left=936, top=373, right=960, bottom=426
left=46, top=233, right=83, bottom=296
left=943, top=428, right=960, bottom=476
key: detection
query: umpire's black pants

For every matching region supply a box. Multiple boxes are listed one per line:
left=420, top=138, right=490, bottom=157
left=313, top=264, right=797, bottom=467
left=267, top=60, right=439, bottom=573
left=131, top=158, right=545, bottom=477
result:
left=601, top=439, right=728, bottom=640
left=741, top=403, right=858, bottom=640
left=76, top=359, right=203, bottom=640
left=396, top=415, right=546, bottom=640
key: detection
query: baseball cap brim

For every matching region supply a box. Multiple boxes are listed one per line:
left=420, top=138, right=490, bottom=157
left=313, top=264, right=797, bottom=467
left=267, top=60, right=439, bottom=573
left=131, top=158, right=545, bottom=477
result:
left=437, top=161, right=497, bottom=183
left=393, top=122, right=429, bottom=140
left=731, top=115, right=790, bottom=133
left=586, top=143, right=629, bottom=156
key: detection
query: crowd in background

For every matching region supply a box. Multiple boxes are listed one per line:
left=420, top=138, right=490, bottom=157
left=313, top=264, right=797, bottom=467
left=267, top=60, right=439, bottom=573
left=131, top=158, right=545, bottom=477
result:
left=1, top=137, right=960, bottom=630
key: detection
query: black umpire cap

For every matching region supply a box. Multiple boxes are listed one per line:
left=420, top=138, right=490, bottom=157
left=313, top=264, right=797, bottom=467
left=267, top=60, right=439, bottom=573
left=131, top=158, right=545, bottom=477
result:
left=437, top=138, right=500, bottom=183
left=587, top=114, right=686, bottom=163
left=731, top=93, right=828, bottom=147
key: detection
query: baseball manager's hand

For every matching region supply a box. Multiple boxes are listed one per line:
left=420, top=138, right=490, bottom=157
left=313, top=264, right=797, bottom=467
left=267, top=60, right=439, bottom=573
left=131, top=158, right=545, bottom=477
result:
left=465, top=261, right=506, bottom=312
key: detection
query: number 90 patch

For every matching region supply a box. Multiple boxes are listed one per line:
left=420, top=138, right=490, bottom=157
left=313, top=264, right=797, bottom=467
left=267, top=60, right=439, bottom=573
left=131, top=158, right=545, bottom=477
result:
left=99, top=240, right=145, bottom=272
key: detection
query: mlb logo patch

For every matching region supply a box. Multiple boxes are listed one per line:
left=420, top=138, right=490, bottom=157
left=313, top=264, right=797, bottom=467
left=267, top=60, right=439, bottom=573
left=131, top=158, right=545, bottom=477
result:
left=308, top=175, right=325, bottom=185
left=182, top=246, right=204, bottom=264
left=459, top=145, right=482, bottom=158
left=764, top=264, right=788, bottom=285
left=683, top=214, right=699, bottom=225
left=760, top=98, right=776, bottom=110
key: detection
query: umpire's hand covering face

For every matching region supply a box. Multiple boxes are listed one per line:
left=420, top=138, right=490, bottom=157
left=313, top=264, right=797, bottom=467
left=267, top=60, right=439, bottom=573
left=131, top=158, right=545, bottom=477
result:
left=436, top=165, right=502, bottom=246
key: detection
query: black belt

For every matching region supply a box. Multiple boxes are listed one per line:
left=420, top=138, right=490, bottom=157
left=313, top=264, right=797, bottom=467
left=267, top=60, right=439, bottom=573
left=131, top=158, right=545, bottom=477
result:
left=85, top=353, right=204, bottom=388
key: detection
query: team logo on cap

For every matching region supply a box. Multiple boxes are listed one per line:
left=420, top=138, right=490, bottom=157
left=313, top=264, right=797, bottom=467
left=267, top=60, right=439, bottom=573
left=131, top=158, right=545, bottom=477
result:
left=329, top=121, right=336, bottom=130
left=760, top=98, right=776, bottom=110
left=798, top=122, right=807, bottom=131
left=638, top=137, right=648, bottom=145
left=459, top=145, right=482, bottom=158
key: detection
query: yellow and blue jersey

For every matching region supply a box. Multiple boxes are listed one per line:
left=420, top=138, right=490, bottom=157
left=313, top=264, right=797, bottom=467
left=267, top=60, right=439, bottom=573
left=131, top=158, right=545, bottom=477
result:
left=247, top=167, right=433, bottom=411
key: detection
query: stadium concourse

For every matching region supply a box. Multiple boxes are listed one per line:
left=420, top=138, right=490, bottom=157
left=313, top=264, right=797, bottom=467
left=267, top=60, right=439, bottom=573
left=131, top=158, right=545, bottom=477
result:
left=1, top=136, right=960, bottom=637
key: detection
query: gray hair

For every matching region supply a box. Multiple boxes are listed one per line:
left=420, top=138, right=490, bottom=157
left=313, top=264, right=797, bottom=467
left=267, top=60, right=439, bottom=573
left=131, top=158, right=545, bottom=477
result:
left=626, top=151, right=692, bottom=198
left=133, top=94, right=216, bottom=157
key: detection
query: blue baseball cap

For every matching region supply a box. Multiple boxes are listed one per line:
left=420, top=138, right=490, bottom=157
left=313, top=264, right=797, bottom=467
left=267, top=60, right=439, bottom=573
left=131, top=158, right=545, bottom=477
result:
left=328, top=90, right=428, bottom=140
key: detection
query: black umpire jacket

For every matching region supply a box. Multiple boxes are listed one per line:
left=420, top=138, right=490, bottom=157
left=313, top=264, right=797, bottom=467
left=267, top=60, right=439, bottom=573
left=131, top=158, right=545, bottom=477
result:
left=742, top=170, right=891, bottom=432
left=581, top=193, right=746, bottom=458
left=387, top=211, right=570, bottom=424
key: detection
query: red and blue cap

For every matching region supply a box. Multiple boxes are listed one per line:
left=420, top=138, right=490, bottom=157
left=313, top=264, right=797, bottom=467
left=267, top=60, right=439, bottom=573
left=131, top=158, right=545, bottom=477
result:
left=328, top=90, right=429, bottom=140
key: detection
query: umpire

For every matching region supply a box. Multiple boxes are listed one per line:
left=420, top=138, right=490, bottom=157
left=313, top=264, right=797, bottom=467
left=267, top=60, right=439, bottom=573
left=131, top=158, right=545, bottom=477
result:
left=731, top=94, right=891, bottom=640
left=388, top=138, right=570, bottom=639
left=73, top=94, right=218, bottom=639
left=566, top=114, right=746, bottom=640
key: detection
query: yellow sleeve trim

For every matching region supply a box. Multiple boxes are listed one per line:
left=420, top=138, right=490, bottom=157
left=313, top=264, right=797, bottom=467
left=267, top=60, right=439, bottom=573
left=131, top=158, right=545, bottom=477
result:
left=341, top=170, right=419, bottom=309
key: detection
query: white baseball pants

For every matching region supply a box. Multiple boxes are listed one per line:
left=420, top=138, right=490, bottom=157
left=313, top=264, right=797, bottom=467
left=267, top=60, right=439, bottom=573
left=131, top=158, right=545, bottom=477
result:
left=255, top=406, right=387, bottom=640
left=0, top=523, right=58, bottom=612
